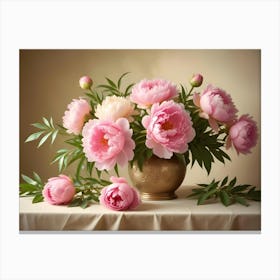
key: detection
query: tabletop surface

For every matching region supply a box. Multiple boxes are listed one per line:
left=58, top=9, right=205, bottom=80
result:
left=19, top=185, right=261, bottom=231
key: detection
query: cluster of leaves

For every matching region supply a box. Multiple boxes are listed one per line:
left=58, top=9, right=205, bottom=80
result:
left=96, top=72, right=135, bottom=98
left=68, top=177, right=110, bottom=208
left=178, top=85, right=231, bottom=174
left=187, top=176, right=261, bottom=207
left=25, top=117, right=60, bottom=147
left=130, top=113, right=153, bottom=170
left=20, top=173, right=44, bottom=203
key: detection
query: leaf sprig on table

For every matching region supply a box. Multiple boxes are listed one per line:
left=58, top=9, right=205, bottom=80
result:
left=187, top=176, right=261, bottom=207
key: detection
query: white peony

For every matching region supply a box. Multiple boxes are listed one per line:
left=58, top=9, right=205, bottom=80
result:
left=95, top=95, right=136, bottom=122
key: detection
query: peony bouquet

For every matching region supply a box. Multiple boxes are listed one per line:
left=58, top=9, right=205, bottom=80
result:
left=20, top=73, right=260, bottom=209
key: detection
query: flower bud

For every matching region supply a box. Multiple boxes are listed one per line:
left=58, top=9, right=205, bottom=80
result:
left=190, top=74, right=203, bottom=87
left=79, top=76, right=93, bottom=90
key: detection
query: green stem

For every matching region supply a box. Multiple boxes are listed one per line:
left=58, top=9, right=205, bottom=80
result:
left=188, top=86, right=194, bottom=96
left=90, top=88, right=102, bottom=104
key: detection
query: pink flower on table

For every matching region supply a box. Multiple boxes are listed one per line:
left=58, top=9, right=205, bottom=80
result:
left=99, top=176, right=141, bottom=211
left=42, top=175, right=76, bottom=205
left=130, top=79, right=178, bottom=108
left=82, top=118, right=135, bottom=170
left=62, top=98, right=91, bottom=135
left=142, top=100, right=195, bottom=159
left=193, top=85, right=238, bottom=132
left=226, top=114, right=258, bottom=154
left=95, top=95, right=136, bottom=122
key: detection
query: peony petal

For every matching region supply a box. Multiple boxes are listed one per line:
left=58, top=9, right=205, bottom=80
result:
left=193, top=93, right=201, bottom=107
left=208, top=118, right=220, bottom=133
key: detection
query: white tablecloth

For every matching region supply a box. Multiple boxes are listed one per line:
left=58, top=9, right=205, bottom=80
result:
left=19, top=185, right=261, bottom=231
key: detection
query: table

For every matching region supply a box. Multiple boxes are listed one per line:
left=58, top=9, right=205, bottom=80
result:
left=19, top=185, right=261, bottom=231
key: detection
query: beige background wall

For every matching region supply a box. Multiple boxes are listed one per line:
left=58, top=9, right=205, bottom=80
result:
left=20, top=50, right=261, bottom=188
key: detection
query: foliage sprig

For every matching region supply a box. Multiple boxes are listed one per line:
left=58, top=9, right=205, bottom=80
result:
left=187, top=176, right=261, bottom=206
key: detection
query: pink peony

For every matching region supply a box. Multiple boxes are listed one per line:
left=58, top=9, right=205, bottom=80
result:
left=62, top=98, right=91, bottom=135
left=79, top=76, right=93, bottom=89
left=82, top=118, right=135, bottom=170
left=42, top=175, right=76, bottom=205
left=142, top=100, right=195, bottom=159
left=190, top=73, right=203, bottom=87
left=99, top=176, right=141, bottom=211
left=130, top=79, right=178, bottom=108
left=226, top=114, right=258, bottom=154
left=193, top=85, right=238, bottom=132
left=95, top=95, right=136, bottom=122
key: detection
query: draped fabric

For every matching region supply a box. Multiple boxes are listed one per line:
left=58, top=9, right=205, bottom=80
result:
left=20, top=185, right=260, bottom=231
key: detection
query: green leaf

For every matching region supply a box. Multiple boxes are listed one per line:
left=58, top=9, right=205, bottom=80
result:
left=21, top=174, right=37, bottom=185
left=68, top=197, right=82, bottom=207
left=32, top=194, right=44, bottom=203
left=114, top=165, right=119, bottom=177
left=86, top=162, right=94, bottom=176
left=76, top=157, right=85, bottom=180
left=25, top=131, right=44, bottom=142
left=80, top=199, right=89, bottom=209
left=218, top=149, right=231, bottom=161
left=197, top=188, right=217, bottom=205
left=64, top=137, right=83, bottom=148
left=31, top=122, right=48, bottom=130
left=100, top=179, right=111, bottom=186
left=228, top=177, right=237, bottom=189
left=37, top=131, right=52, bottom=147
left=197, top=183, right=208, bottom=187
left=187, top=188, right=205, bottom=198
left=190, top=144, right=203, bottom=167
left=67, top=152, right=84, bottom=166
left=117, top=72, right=130, bottom=89
left=58, top=154, right=66, bottom=172
left=232, top=185, right=250, bottom=193
left=32, top=172, right=42, bottom=185
left=51, top=129, right=59, bottom=144
left=20, top=183, right=39, bottom=194
left=235, top=196, right=249, bottom=206
left=219, top=190, right=231, bottom=206
left=205, top=181, right=219, bottom=192
left=211, top=149, right=225, bottom=163
left=124, top=83, right=135, bottom=96
left=180, top=85, right=186, bottom=103
left=105, top=77, right=117, bottom=89
left=221, top=176, right=228, bottom=186
left=50, top=117, right=55, bottom=128
left=246, top=188, right=261, bottom=201
left=42, top=117, right=50, bottom=127
left=96, top=168, right=102, bottom=179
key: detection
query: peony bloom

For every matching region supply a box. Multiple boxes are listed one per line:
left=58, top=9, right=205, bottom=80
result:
left=62, top=98, right=91, bottom=135
left=142, top=100, right=195, bottom=159
left=190, top=73, right=203, bottom=87
left=79, top=76, right=93, bottom=89
left=193, top=85, right=238, bottom=132
left=95, top=95, right=136, bottom=122
left=82, top=118, right=135, bottom=170
left=226, top=114, right=258, bottom=154
left=42, top=175, right=76, bottom=205
left=99, top=176, right=141, bottom=211
left=130, top=78, right=178, bottom=108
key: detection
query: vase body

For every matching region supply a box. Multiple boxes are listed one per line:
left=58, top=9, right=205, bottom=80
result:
left=128, top=155, right=186, bottom=200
